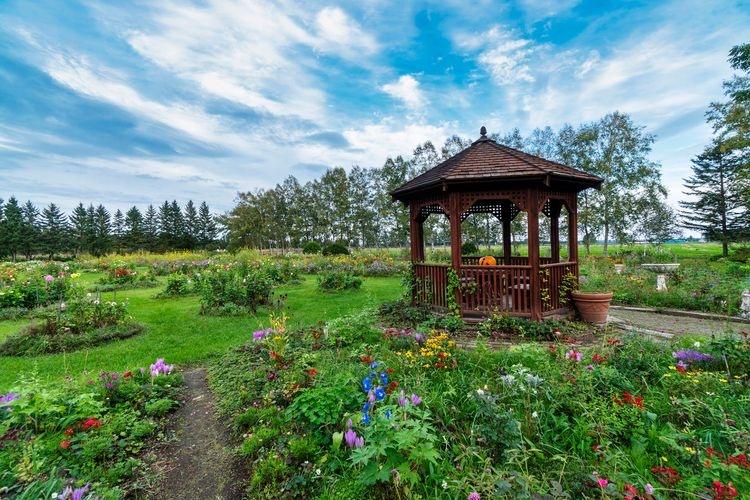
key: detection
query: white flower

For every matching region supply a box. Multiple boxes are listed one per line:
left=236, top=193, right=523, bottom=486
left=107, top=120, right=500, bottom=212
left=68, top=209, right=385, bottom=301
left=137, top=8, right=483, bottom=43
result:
left=441, top=480, right=447, bottom=490
left=476, top=389, right=485, bottom=396
left=315, top=468, right=321, bottom=475
left=693, top=341, right=701, bottom=348
left=532, top=411, right=538, bottom=419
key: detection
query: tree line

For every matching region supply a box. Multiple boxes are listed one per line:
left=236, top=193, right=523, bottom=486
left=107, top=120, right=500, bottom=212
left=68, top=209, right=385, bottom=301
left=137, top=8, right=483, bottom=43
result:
left=680, top=43, right=750, bottom=256
left=0, top=198, right=220, bottom=260
left=224, top=111, right=675, bottom=255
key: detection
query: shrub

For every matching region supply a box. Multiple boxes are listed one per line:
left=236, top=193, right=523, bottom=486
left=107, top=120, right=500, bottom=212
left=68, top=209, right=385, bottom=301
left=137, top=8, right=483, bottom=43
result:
left=461, top=241, right=479, bottom=255
left=378, top=299, right=432, bottom=327
left=199, top=267, right=277, bottom=315
left=478, top=313, right=565, bottom=340
left=322, top=242, right=350, bottom=256
left=316, top=271, right=362, bottom=291
left=302, top=241, right=322, bottom=254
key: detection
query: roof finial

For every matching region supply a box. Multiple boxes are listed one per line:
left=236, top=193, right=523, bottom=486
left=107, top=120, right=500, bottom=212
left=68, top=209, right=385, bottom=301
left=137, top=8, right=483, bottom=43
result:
left=480, top=125, right=487, bottom=137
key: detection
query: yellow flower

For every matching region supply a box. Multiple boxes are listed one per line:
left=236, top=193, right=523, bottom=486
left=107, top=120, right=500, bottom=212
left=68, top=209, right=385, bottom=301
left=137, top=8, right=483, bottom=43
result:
left=719, top=379, right=728, bottom=383
left=661, top=456, right=668, bottom=462
left=685, top=446, right=695, bottom=454
left=668, top=366, right=676, bottom=371
left=664, top=374, right=672, bottom=377
left=70, top=273, right=81, bottom=279
left=423, top=364, right=431, bottom=368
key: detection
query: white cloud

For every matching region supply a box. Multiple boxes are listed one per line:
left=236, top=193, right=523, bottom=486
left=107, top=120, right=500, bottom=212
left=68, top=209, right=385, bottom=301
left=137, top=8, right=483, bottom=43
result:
left=314, top=6, right=378, bottom=58
left=455, top=26, right=537, bottom=85
left=518, top=0, right=581, bottom=22
left=381, top=75, right=427, bottom=110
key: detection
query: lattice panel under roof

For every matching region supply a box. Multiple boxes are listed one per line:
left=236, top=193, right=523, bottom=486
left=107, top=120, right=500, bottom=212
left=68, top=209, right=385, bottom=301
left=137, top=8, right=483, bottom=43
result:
left=460, top=201, right=520, bottom=222
left=420, top=204, right=449, bottom=219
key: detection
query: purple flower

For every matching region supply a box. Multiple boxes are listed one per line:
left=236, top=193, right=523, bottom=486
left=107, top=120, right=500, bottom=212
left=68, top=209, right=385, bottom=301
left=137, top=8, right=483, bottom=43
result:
left=0, top=393, right=19, bottom=403
left=59, top=483, right=90, bottom=500
left=344, top=428, right=358, bottom=448
left=375, top=387, right=386, bottom=400
left=253, top=329, right=271, bottom=342
left=672, top=350, right=714, bottom=363
left=346, top=418, right=352, bottom=429
left=410, top=393, right=422, bottom=406
left=397, top=395, right=408, bottom=407
left=150, top=358, right=174, bottom=377
left=105, top=383, right=113, bottom=389
left=368, top=391, right=376, bottom=404
left=355, top=436, right=364, bottom=448
left=645, top=484, right=654, bottom=495
left=586, top=365, right=594, bottom=370
left=415, top=333, right=425, bottom=343
left=469, top=492, right=481, bottom=500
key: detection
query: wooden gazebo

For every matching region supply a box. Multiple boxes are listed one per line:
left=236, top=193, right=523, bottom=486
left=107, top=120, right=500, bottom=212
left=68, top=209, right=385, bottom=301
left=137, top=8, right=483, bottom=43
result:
left=391, top=127, right=602, bottom=321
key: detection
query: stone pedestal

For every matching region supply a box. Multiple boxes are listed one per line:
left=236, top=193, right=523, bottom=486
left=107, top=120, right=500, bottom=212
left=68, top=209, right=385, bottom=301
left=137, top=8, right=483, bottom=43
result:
left=656, top=274, right=668, bottom=292
left=741, top=289, right=750, bottom=318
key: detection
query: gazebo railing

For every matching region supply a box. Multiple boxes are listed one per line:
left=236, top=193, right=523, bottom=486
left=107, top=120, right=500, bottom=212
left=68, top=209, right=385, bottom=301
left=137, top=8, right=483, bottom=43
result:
left=414, top=261, right=576, bottom=317
left=461, top=256, right=553, bottom=266
left=413, top=263, right=450, bottom=309
left=459, top=265, right=532, bottom=315
left=540, top=262, right=578, bottom=312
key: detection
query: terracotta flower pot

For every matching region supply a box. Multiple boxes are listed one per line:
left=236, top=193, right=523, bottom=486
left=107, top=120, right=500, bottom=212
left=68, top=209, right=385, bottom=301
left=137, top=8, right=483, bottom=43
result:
left=571, top=291, right=613, bottom=324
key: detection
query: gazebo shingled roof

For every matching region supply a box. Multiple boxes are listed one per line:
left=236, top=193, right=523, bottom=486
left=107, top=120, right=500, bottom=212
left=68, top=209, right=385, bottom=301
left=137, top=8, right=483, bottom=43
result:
left=391, top=130, right=602, bottom=200
left=390, top=126, right=603, bottom=322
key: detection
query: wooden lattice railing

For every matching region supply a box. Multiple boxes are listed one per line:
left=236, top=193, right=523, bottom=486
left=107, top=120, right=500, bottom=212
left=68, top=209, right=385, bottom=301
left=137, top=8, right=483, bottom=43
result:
left=540, top=262, right=578, bottom=312
left=413, top=264, right=449, bottom=309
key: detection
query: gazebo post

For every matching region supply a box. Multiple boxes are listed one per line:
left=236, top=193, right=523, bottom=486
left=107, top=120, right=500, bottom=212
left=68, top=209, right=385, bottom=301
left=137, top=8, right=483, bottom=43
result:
left=527, top=189, right=542, bottom=321
left=550, top=200, right=562, bottom=263
left=409, top=205, right=425, bottom=262
left=449, top=192, right=462, bottom=314
left=501, top=201, right=512, bottom=265
left=568, top=197, right=579, bottom=265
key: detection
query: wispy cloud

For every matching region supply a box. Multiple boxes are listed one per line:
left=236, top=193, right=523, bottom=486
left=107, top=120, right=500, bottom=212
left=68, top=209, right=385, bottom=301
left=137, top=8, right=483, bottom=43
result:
left=454, top=26, right=538, bottom=85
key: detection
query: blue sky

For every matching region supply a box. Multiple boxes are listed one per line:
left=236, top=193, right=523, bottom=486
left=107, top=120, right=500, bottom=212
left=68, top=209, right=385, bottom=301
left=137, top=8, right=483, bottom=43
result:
left=1, top=0, right=749, bottom=215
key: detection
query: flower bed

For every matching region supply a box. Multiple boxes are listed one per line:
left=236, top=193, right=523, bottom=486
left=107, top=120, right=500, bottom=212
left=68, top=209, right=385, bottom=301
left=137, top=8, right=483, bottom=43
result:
left=0, top=359, right=182, bottom=497
left=209, top=312, right=750, bottom=498
left=0, top=292, right=143, bottom=356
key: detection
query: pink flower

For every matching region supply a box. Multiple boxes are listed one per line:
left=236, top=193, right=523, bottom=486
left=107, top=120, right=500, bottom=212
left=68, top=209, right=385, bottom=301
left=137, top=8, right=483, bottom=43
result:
left=43, top=275, right=54, bottom=283
left=565, top=350, right=583, bottom=362
left=597, top=478, right=609, bottom=488
left=645, top=484, right=654, bottom=494
left=468, top=493, right=481, bottom=500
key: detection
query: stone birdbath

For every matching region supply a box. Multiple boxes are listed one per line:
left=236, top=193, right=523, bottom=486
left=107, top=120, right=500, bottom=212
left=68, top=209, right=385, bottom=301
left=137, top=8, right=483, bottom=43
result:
left=640, top=263, right=680, bottom=292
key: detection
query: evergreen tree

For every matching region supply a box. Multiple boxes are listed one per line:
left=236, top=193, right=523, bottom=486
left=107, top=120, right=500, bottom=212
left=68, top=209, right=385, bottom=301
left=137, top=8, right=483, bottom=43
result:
left=183, top=200, right=199, bottom=249
left=69, top=203, right=92, bottom=256
left=197, top=202, right=217, bottom=248
left=41, top=203, right=69, bottom=259
left=123, top=206, right=144, bottom=252
left=680, top=142, right=745, bottom=256
left=20, top=200, right=40, bottom=259
left=1, top=197, right=24, bottom=261
left=143, top=204, right=158, bottom=251
left=112, top=209, right=124, bottom=253
left=91, top=204, right=112, bottom=256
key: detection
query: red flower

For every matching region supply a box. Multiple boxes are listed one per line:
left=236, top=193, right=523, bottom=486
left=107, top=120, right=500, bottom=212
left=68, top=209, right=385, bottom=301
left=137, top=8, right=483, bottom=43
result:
left=387, top=368, right=394, bottom=374
left=65, top=427, right=74, bottom=436
left=60, top=439, right=71, bottom=449
left=386, top=388, right=393, bottom=395
left=592, top=353, right=606, bottom=364
left=306, top=369, right=318, bottom=377
left=624, top=484, right=638, bottom=495
left=712, top=481, right=738, bottom=499
left=391, top=381, right=398, bottom=388
left=124, top=371, right=132, bottom=378
left=360, top=356, right=374, bottom=363
left=82, top=418, right=102, bottom=431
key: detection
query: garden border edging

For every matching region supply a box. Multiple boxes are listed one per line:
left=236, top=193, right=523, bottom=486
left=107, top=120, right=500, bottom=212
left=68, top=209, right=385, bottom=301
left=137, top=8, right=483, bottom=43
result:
left=609, top=305, right=750, bottom=324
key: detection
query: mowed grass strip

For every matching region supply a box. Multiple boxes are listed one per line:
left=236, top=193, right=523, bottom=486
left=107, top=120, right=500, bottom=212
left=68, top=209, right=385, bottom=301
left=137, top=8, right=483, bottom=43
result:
left=0, top=275, right=401, bottom=390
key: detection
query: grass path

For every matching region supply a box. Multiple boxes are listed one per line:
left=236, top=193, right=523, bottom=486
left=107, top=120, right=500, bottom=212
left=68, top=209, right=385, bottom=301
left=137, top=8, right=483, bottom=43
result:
left=0, top=275, right=401, bottom=390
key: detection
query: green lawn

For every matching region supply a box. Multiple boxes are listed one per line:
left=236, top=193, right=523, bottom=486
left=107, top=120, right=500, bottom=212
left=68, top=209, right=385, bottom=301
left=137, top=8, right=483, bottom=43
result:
left=0, top=275, right=402, bottom=390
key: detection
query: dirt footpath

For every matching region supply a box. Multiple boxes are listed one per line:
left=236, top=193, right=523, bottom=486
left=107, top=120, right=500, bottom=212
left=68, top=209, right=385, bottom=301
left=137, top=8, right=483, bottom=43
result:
left=150, top=369, right=246, bottom=499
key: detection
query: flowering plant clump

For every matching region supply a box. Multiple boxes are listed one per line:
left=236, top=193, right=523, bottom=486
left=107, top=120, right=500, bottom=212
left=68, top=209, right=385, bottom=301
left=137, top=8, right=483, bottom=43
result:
left=395, top=330, right=457, bottom=370
left=672, top=349, right=715, bottom=364
left=614, top=390, right=645, bottom=409
left=150, top=358, right=174, bottom=377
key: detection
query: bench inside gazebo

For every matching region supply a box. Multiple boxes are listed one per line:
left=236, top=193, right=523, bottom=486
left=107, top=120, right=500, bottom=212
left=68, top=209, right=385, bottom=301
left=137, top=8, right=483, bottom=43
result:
left=391, top=127, right=602, bottom=321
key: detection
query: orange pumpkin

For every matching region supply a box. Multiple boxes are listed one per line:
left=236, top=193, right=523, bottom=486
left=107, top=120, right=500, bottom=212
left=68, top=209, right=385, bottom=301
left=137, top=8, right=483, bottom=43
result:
left=478, top=255, right=497, bottom=266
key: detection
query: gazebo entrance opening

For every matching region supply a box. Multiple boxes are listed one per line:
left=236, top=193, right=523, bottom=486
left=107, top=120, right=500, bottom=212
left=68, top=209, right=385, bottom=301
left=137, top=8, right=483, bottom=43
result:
left=393, top=127, right=602, bottom=321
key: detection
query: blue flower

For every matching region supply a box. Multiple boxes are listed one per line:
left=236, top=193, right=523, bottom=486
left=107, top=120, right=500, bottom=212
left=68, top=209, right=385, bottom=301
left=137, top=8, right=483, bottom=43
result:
left=362, top=377, right=372, bottom=392
left=385, top=409, right=392, bottom=419
left=375, top=387, right=386, bottom=400
left=362, top=412, right=371, bottom=425
left=363, top=402, right=371, bottom=413
left=379, top=372, right=388, bottom=385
